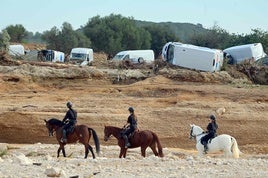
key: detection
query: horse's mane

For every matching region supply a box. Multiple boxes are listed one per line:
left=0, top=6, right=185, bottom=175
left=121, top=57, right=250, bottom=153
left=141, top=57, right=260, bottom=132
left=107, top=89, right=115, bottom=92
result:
left=48, top=118, right=64, bottom=126
left=106, top=125, right=123, bottom=130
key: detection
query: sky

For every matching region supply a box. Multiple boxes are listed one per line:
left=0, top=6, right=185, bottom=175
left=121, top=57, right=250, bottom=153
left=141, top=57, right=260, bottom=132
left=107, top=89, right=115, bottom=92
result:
left=1, top=0, right=268, bottom=34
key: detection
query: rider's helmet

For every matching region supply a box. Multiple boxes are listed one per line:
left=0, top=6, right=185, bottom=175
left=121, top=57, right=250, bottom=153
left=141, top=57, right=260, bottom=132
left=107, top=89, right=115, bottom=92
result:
left=66, top=101, right=72, bottom=108
left=128, top=107, right=134, bottom=113
left=210, top=114, right=216, bottom=121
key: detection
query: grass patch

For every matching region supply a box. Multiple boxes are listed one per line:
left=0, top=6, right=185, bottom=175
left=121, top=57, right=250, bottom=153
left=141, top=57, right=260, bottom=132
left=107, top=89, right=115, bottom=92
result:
left=0, top=150, right=7, bottom=157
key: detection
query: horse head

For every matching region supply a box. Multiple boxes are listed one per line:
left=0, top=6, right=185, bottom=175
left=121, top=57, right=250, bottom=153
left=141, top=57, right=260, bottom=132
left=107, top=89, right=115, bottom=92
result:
left=104, top=126, right=122, bottom=141
left=44, top=119, right=54, bottom=136
left=189, top=124, right=204, bottom=139
left=44, top=118, right=63, bottom=137
left=104, top=126, right=112, bottom=141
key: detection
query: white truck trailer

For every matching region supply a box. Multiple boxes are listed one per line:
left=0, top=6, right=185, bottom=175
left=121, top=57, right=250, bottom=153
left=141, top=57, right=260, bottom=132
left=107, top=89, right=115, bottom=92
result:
left=162, top=42, right=223, bottom=72
left=112, top=50, right=155, bottom=63
left=223, top=43, right=266, bottom=64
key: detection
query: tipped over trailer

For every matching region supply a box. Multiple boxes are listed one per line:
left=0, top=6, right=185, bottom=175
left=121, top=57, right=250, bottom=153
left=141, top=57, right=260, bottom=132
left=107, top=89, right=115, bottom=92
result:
left=38, top=50, right=65, bottom=62
left=223, top=43, right=266, bottom=64
left=162, top=42, right=223, bottom=72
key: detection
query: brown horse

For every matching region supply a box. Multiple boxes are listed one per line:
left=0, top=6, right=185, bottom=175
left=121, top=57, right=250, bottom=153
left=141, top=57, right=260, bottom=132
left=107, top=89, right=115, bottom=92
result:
left=44, top=118, right=100, bottom=159
left=104, top=125, right=164, bottom=158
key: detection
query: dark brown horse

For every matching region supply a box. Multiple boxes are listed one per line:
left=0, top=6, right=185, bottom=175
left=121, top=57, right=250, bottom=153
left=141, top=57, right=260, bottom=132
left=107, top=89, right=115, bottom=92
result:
left=104, top=125, right=164, bottom=158
left=44, top=118, right=100, bottom=159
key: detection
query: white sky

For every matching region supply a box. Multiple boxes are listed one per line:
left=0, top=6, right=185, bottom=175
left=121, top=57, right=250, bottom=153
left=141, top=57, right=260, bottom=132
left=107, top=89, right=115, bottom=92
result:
left=1, top=0, right=267, bottom=34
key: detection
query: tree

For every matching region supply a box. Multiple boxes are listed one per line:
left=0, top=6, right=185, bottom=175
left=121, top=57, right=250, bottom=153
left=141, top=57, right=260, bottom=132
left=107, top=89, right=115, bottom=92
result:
left=187, top=24, right=231, bottom=49
left=5, top=24, right=27, bottom=42
left=42, top=26, right=61, bottom=50
left=24, top=31, right=44, bottom=43
left=144, top=25, right=179, bottom=57
left=83, top=14, right=151, bottom=55
left=233, top=29, right=268, bottom=53
left=42, top=22, right=91, bottom=54
left=0, top=29, right=11, bottom=51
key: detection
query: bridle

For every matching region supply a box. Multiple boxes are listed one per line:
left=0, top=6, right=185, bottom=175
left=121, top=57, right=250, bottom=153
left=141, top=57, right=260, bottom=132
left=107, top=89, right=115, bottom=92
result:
left=104, top=131, right=112, bottom=141
left=46, top=123, right=56, bottom=136
left=189, top=127, right=195, bottom=139
left=189, top=126, right=205, bottom=139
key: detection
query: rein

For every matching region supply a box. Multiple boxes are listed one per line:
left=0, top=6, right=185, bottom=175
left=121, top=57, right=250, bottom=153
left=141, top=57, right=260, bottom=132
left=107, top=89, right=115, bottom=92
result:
left=190, top=127, right=205, bottom=139
left=196, top=132, right=205, bottom=137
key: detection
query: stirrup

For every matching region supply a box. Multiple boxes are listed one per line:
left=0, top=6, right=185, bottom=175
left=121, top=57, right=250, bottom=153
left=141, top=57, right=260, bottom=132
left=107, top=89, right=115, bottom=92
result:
left=60, top=138, right=67, bottom=143
left=125, top=143, right=130, bottom=148
left=204, top=147, right=208, bottom=154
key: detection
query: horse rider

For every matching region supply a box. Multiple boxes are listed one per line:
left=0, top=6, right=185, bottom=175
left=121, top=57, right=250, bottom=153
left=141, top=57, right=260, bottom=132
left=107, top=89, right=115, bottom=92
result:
left=61, top=101, right=77, bottom=143
left=122, top=107, right=138, bottom=148
left=201, top=114, right=218, bottom=153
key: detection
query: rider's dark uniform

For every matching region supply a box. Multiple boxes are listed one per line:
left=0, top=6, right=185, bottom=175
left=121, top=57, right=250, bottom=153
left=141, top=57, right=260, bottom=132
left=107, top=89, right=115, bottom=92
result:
left=201, top=115, right=218, bottom=153
left=122, top=107, right=137, bottom=148
left=61, top=102, right=77, bottom=143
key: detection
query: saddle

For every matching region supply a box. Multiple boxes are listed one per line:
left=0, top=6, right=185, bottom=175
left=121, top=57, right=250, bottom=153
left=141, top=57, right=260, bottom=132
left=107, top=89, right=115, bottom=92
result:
left=207, top=135, right=217, bottom=144
left=201, top=134, right=217, bottom=145
left=128, top=129, right=139, bottom=139
left=66, top=125, right=75, bottom=135
left=120, top=128, right=139, bottom=139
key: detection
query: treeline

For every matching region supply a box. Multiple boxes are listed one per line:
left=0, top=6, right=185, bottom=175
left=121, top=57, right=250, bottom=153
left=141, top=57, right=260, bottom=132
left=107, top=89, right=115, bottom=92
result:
left=1, top=14, right=268, bottom=57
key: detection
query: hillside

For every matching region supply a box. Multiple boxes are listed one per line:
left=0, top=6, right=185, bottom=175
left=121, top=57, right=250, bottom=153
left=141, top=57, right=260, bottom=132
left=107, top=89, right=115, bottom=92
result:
left=0, top=53, right=267, bottom=156
left=135, top=20, right=207, bottom=42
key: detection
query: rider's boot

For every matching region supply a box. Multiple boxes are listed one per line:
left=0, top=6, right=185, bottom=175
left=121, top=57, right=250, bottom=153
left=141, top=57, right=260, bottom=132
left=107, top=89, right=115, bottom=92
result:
left=61, top=129, right=67, bottom=143
left=204, top=143, right=208, bottom=154
left=123, top=135, right=130, bottom=148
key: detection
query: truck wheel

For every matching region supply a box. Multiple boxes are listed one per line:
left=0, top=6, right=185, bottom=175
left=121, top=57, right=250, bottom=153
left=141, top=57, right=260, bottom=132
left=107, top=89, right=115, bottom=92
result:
left=138, top=57, right=144, bottom=63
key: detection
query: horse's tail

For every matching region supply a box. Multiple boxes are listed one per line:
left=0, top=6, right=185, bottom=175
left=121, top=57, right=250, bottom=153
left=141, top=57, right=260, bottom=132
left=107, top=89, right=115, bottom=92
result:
left=231, top=136, right=239, bottom=158
left=88, top=128, right=100, bottom=156
left=152, top=132, right=164, bottom=157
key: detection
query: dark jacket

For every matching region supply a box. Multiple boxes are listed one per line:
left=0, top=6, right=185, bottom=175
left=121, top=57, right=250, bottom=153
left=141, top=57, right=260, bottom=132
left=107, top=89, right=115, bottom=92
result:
left=63, top=109, right=77, bottom=126
left=127, top=113, right=137, bottom=129
left=207, top=121, right=218, bottom=137
left=122, top=113, right=137, bottom=136
left=201, top=121, right=218, bottom=144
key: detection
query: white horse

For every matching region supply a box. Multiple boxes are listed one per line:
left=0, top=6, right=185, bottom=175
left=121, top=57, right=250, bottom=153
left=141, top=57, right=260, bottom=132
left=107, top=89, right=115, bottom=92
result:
left=189, top=124, right=240, bottom=158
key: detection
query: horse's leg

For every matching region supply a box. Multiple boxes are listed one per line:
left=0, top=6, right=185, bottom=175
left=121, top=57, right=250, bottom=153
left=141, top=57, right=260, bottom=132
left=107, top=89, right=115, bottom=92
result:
left=149, top=144, right=158, bottom=156
left=62, top=145, right=66, bottom=157
left=198, top=150, right=205, bottom=157
left=83, top=144, right=89, bottom=159
left=87, top=144, right=95, bottom=159
left=224, top=148, right=233, bottom=158
left=58, top=144, right=66, bottom=157
left=140, top=146, right=147, bottom=157
left=57, top=147, right=61, bottom=157
left=119, top=147, right=125, bottom=158
left=123, top=148, right=127, bottom=158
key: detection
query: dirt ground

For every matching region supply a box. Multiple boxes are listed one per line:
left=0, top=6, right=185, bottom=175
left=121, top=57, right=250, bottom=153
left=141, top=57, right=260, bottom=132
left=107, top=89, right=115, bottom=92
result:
left=0, top=54, right=267, bottom=156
